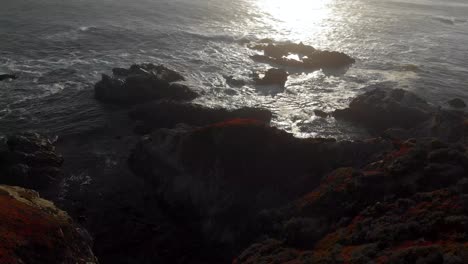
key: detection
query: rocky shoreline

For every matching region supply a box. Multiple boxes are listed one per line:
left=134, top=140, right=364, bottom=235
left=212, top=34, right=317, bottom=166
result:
left=1, top=41, right=468, bottom=263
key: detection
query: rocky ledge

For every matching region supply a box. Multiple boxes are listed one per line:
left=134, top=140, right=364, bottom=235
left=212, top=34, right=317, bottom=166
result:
left=0, top=185, right=97, bottom=264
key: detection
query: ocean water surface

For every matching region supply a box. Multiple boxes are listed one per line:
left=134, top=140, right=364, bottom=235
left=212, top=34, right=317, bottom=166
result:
left=1, top=0, right=467, bottom=139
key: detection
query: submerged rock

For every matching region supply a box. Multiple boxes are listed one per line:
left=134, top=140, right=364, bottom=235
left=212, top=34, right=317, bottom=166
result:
left=0, top=74, right=17, bottom=81
left=94, top=63, right=197, bottom=105
left=129, top=101, right=272, bottom=133
left=0, top=185, right=97, bottom=264
left=333, top=88, right=433, bottom=133
left=254, top=68, right=288, bottom=87
left=0, top=133, right=63, bottom=191
left=448, top=98, right=467, bottom=108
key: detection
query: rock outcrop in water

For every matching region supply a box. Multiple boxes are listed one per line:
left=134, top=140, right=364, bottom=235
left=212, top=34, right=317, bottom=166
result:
left=249, top=42, right=355, bottom=70
left=333, top=88, right=433, bottom=133
left=0, top=74, right=17, bottom=81
left=333, top=88, right=468, bottom=143
left=0, top=133, right=63, bottom=191
left=0, top=185, right=97, bottom=264
left=95, top=64, right=198, bottom=104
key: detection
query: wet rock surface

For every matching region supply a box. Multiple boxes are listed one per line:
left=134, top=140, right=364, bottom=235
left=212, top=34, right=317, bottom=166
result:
left=0, top=133, right=63, bottom=191
left=94, top=64, right=198, bottom=105
left=0, top=185, right=97, bottom=264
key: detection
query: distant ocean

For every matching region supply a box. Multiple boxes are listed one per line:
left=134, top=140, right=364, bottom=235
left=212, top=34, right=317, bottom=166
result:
left=1, top=0, right=467, bottom=139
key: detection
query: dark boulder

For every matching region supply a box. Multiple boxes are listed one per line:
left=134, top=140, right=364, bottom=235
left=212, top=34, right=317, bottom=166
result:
left=129, top=101, right=272, bottom=133
left=94, top=64, right=197, bottom=105
left=448, top=98, right=467, bottom=108
left=333, top=88, right=433, bottom=133
left=254, top=68, right=288, bottom=87
left=0, top=74, right=17, bottom=81
left=0, top=133, right=63, bottom=191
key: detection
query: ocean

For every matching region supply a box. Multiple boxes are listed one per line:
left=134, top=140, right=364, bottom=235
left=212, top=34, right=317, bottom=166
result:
left=1, top=0, right=468, bottom=139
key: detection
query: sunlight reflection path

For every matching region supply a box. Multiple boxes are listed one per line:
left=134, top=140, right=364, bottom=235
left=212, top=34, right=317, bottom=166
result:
left=255, top=0, right=333, bottom=41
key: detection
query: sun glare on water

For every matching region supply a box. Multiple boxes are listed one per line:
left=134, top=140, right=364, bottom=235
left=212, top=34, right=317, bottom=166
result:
left=256, top=0, right=332, bottom=40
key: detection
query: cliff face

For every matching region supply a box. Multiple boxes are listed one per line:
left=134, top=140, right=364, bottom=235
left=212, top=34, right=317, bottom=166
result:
left=0, top=185, right=97, bottom=264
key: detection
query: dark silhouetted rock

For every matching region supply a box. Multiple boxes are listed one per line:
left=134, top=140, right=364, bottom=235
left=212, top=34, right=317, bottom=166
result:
left=0, top=185, right=98, bottom=264
left=254, top=68, right=288, bottom=87
left=95, top=64, right=197, bottom=105
left=333, top=88, right=433, bottom=133
left=0, top=133, right=63, bottom=191
left=448, top=98, right=467, bottom=108
left=0, top=74, right=17, bottom=81
left=129, top=101, right=272, bottom=133
left=249, top=41, right=354, bottom=70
